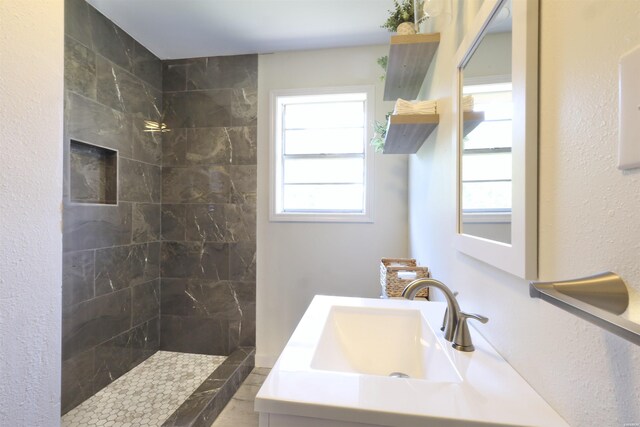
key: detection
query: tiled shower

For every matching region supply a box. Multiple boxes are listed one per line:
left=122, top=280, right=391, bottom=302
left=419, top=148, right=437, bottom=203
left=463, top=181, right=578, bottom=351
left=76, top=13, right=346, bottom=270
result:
left=61, top=0, right=256, bottom=424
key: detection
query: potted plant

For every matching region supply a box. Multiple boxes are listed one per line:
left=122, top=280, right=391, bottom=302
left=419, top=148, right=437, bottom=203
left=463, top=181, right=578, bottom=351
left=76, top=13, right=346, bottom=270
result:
left=381, top=0, right=422, bottom=34
left=370, top=113, right=392, bottom=153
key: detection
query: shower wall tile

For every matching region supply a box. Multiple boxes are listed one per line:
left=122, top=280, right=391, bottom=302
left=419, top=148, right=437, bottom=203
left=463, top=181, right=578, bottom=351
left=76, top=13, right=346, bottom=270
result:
left=63, top=250, right=95, bottom=307
left=160, top=315, right=230, bottom=355
left=94, top=242, right=160, bottom=297
left=130, top=317, right=160, bottom=366
left=61, top=348, right=94, bottom=414
left=63, top=1, right=162, bottom=413
left=184, top=204, right=227, bottom=242
left=62, top=288, right=132, bottom=361
left=161, top=241, right=229, bottom=281
left=132, top=279, right=160, bottom=326
left=237, top=198, right=257, bottom=242
left=160, top=279, right=245, bottom=320
left=66, top=91, right=133, bottom=158
left=93, top=317, right=159, bottom=393
left=163, top=61, right=188, bottom=92
left=119, top=158, right=161, bottom=203
left=160, top=278, right=213, bottom=318
left=162, top=126, right=257, bottom=167
left=162, top=128, right=187, bottom=166
left=60, top=319, right=159, bottom=416
left=94, top=329, right=132, bottom=387
left=132, top=203, right=161, bottom=243
left=132, top=42, right=162, bottom=91
left=235, top=293, right=256, bottom=347
left=63, top=202, right=133, bottom=252
left=96, top=56, right=162, bottom=120
left=65, top=35, right=96, bottom=100
left=65, top=0, right=92, bottom=49
left=229, top=241, right=256, bottom=282
left=186, top=55, right=258, bottom=90
left=161, top=204, right=186, bottom=241
left=162, top=165, right=230, bottom=204
left=182, top=203, right=252, bottom=243
left=159, top=54, right=257, bottom=357
left=88, top=5, right=135, bottom=72
left=163, top=90, right=233, bottom=129
left=132, top=118, right=162, bottom=165
left=186, top=127, right=232, bottom=165
left=227, top=126, right=257, bottom=165
left=230, top=165, right=257, bottom=202
left=230, top=88, right=258, bottom=127
left=229, top=201, right=256, bottom=242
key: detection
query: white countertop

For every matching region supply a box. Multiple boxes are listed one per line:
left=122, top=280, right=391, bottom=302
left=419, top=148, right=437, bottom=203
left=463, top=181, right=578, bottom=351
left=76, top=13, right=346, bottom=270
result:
left=255, top=295, right=570, bottom=427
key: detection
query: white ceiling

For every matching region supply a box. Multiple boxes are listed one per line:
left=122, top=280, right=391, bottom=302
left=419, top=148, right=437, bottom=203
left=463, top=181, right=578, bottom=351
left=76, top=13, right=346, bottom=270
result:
left=87, top=0, right=396, bottom=59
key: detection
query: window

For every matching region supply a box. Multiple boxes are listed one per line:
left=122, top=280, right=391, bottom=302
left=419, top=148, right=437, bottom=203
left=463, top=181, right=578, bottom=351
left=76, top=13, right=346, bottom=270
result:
left=270, top=87, right=375, bottom=222
left=462, top=81, right=513, bottom=223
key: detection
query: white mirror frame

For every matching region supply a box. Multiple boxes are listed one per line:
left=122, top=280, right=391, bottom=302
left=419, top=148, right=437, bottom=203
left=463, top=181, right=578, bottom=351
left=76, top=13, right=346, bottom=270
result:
left=453, top=0, right=539, bottom=280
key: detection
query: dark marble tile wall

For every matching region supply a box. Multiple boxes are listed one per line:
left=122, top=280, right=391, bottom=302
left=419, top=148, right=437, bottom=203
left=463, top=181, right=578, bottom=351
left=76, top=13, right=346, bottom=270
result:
left=62, top=0, right=162, bottom=414
left=160, top=55, right=257, bottom=356
left=63, top=0, right=258, bottom=416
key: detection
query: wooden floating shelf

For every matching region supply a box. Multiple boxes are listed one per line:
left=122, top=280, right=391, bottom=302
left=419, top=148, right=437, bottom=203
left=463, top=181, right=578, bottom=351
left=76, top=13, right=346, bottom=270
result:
left=383, top=33, right=440, bottom=101
left=463, top=111, right=485, bottom=137
left=382, top=111, right=486, bottom=155
left=383, top=114, right=439, bottom=154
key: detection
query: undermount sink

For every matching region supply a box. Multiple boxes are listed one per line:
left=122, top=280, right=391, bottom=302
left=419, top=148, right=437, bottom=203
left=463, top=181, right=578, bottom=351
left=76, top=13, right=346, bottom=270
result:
left=310, top=305, right=461, bottom=383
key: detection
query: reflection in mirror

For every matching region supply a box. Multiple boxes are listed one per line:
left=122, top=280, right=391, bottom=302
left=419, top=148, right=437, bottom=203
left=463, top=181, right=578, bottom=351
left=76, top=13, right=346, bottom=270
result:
left=460, top=0, right=512, bottom=244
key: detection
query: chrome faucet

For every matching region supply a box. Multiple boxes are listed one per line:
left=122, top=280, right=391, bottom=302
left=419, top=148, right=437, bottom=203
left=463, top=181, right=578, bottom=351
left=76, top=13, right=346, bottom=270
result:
left=402, top=278, right=488, bottom=352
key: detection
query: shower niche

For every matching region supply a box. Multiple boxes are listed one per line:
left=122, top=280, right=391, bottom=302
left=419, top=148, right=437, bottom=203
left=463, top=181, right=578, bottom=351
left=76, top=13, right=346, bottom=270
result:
left=69, top=139, right=118, bottom=205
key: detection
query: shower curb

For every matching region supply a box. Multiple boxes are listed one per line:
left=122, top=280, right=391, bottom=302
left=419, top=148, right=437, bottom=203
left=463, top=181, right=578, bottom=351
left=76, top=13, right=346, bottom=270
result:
left=162, top=346, right=255, bottom=427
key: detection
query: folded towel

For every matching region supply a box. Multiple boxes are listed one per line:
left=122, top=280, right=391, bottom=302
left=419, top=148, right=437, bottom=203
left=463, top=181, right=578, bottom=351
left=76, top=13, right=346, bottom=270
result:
left=462, top=95, right=474, bottom=112
left=393, top=98, right=438, bottom=115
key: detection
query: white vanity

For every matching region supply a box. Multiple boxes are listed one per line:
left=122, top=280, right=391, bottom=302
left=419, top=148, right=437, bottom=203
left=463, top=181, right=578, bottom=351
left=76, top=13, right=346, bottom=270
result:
left=255, top=295, right=569, bottom=427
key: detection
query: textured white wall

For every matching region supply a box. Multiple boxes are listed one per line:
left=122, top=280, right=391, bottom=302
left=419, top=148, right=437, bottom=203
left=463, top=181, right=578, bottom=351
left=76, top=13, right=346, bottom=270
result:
left=0, top=1, right=64, bottom=426
left=256, top=45, right=408, bottom=366
left=409, top=1, right=640, bottom=426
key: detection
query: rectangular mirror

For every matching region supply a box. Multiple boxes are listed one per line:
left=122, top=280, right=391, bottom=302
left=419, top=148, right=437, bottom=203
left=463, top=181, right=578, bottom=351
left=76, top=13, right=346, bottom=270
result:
left=454, top=0, right=539, bottom=279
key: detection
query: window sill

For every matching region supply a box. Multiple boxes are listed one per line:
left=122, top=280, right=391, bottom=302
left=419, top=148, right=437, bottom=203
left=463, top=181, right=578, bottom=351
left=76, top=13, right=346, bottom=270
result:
left=462, top=212, right=511, bottom=224
left=269, top=211, right=374, bottom=224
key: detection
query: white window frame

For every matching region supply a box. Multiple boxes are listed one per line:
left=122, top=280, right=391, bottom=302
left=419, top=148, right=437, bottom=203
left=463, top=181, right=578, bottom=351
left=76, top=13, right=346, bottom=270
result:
left=269, top=86, right=375, bottom=223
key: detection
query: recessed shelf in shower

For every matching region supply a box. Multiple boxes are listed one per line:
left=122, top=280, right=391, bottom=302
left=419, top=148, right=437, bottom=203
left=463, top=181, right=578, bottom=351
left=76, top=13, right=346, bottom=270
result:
left=69, top=139, right=117, bottom=205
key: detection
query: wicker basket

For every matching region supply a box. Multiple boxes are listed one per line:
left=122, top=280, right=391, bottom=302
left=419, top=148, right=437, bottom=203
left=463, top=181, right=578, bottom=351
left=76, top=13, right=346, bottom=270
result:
left=380, top=258, right=430, bottom=298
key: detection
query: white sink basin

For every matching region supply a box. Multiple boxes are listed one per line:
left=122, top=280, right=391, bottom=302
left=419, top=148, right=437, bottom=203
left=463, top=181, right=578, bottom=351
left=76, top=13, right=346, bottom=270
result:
left=311, top=306, right=461, bottom=382
left=256, top=296, right=569, bottom=427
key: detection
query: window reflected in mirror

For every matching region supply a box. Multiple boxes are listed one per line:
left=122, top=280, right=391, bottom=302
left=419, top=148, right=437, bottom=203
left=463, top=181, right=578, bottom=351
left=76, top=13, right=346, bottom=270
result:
left=460, top=0, right=512, bottom=244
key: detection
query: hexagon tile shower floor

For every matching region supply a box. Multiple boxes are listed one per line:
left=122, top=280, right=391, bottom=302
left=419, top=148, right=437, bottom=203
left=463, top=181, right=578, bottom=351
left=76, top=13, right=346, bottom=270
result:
left=62, top=351, right=226, bottom=426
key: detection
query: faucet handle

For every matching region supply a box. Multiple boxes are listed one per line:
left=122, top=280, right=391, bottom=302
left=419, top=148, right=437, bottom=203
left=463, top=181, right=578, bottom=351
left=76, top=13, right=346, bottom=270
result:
left=452, top=311, right=489, bottom=352
left=440, top=291, right=459, bottom=332
left=460, top=311, right=488, bottom=324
